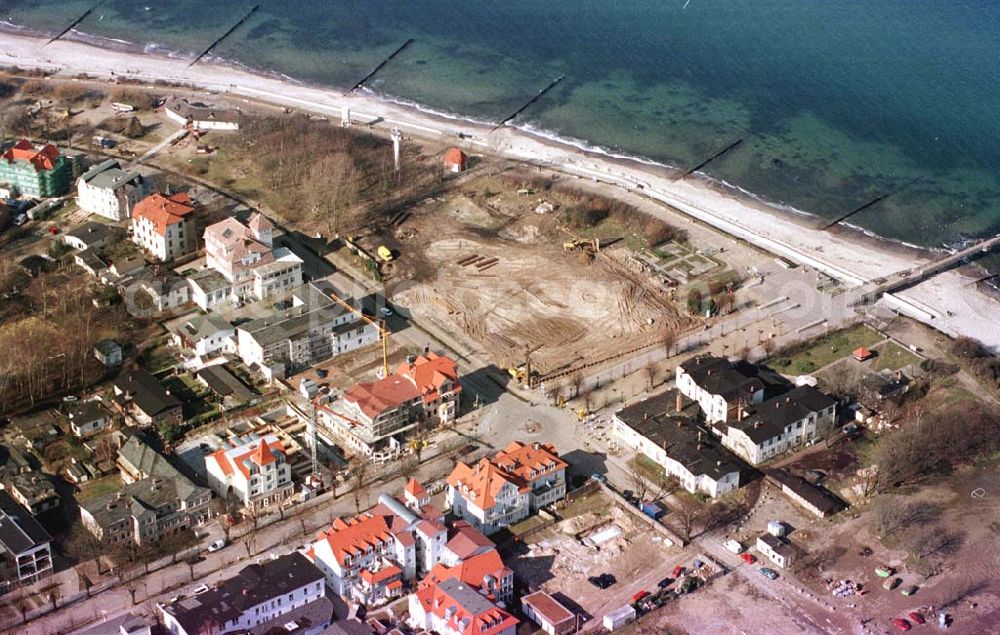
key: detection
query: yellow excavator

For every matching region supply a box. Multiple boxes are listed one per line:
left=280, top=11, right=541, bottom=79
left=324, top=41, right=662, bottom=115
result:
left=562, top=237, right=600, bottom=254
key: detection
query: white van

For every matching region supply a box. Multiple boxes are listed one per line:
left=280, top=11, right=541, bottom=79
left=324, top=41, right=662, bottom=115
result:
left=724, top=539, right=744, bottom=554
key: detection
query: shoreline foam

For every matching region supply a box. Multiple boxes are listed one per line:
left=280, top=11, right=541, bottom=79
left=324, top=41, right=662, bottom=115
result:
left=0, top=29, right=996, bottom=350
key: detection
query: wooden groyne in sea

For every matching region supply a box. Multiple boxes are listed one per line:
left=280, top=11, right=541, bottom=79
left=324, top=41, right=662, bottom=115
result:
left=492, top=75, right=565, bottom=131
left=189, top=4, right=260, bottom=68
left=344, top=38, right=415, bottom=96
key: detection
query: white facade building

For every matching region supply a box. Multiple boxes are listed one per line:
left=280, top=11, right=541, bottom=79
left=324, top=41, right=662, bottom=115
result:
left=205, top=434, right=294, bottom=511
left=160, top=553, right=329, bottom=635
left=612, top=390, right=742, bottom=499
left=675, top=355, right=764, bottom=424
left=447, top=442, right=567, bottom=535
left=130, top=192, right=196, bottom=262
left=720, top=386, right=837, bottom=466
left=76, top=158, right=147, bottom=221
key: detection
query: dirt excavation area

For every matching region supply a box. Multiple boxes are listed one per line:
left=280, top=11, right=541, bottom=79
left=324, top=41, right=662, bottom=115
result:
left=384, top=173, right=696, bottom=380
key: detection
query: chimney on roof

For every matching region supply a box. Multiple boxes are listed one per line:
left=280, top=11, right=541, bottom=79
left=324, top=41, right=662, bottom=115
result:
left=697, top=430, right=703, bottom=442
left=676, top=392, right=683, bottom=414
left=697, top=442, right=703, bottom=450
left=643, top=413, right=649, bottom=421
left=533, top=442, right=541, bottom=450
left=754, top=421, right=761, bottom=429
left=896, top=370, right=903, bottom=380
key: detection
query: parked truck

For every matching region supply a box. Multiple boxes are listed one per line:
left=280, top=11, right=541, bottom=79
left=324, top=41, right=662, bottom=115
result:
left=640, top=501, right=664, bottom=520
left=602, top=605, right=636, bottom=632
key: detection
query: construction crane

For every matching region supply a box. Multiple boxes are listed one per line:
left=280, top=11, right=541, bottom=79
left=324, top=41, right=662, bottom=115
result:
left=323, top=289, right=390, bottom=377
left=508, top=343, right=543, bottom=385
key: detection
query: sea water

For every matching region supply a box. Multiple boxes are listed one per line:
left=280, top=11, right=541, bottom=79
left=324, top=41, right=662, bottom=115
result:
left=4, top=0, right=1000, bottom=250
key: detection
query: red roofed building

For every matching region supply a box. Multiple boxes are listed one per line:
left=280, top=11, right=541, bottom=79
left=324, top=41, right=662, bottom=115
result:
left=0, top=139, right=73, bottom=197
left=317, top=352, right=461, bottom=458
left=521, top=592, right=575, bottom=635
left=408, top=577, right=517, bottom=635
left=130, top=191, right=197, bottom=261
left=424, top=550, right=512, bottom=604
left=852, top=347, right=875, bottom=362
left=447, top=441, right=568, bottom=535
left=443, top=148, right=467, bottom=173
left=204, top=433, right=293, bottom=511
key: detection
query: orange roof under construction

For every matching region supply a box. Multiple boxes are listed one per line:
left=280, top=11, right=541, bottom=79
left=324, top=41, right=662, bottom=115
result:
left=207, top=437, right=286, bottom=480
left=2, top=139, right=60, bottom=171
left=443, top=147, right=467, bottom=168
left=132, top=191, right=195, bottom=236
left=344, top=352, right=460, bottom=419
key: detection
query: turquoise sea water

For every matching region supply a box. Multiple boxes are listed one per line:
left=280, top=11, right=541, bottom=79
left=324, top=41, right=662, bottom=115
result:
left=3, top=0, right=1000, bottom=248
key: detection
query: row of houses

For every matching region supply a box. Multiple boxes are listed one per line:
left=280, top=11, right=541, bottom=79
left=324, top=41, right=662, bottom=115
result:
left=79, top=435, right=211, bottom=546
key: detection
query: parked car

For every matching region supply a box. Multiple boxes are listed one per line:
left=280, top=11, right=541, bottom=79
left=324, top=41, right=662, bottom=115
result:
left=671, top=565, right=686, bottom=578
left=759, top=568, right=779, bottom=580
left=588, top=573, right=616, bottom=589
left=907, top=611, right=925, bottom=625
left=656, top=577, right=673, bottom=589
left=590, top=473, right=607, bottom=483
left=875, top=566, right=894, bottom=578
left=890, top=617, right=912, bottom=631
left=631, top=590, right=650, bottom=603
left=13, top=213, right=27, bottom=226
left=900, top=585, right=918, bottom=596
left=883, top=577, right=902, bottom=591
left=724, top=539, right=744, bottom=554
left=740, top=552, right=757, bottom=565
left=207, top=539, right=226, bottom=552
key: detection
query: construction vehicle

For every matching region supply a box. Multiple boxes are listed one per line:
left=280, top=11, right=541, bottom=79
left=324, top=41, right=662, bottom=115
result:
left=508, top=344, right=542, bottom=386
left=508, top=364, right=537, bottom=384
left=377, top=245, right=394, bottom=262
left=562, top=237, right=600, bottom=254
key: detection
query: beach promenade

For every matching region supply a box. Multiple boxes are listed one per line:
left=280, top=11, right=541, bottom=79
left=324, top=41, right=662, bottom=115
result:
left=2, top=31, right=997, bottom=350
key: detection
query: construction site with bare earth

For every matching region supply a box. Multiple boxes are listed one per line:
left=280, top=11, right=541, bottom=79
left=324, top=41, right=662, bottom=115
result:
left=362, top=169, right=699, bottom=389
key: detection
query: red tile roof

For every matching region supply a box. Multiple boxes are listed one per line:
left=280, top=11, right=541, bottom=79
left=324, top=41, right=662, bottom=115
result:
left=493, top=441, right=568, bottom=482
left=132, top=192, right=195, bottom=236
left=425, top=550, right=510, bottom=593
left=522, top=591, right=574, bottom=626
left=405, top=477, right=426, bottom=497
left=853, top=347, right=874, bottom=361
left=316, top=514, right=393, bottom=566
left=415, top=578, right=517, bottom=635
left=2, top=139, right=60, bottom=171
left=360, top=562, right=402, bottom=586
left=444, top=521, right=495, bottom=561
left=447, top=458, right=528, bottom=511
left=345, top=352, right=460, bottom=419
left=443, top=147, right=467, bottom=168
left=207, top=448, right=232, bottom=476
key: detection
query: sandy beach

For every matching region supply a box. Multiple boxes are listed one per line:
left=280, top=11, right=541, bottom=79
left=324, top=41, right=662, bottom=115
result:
left=2, top=31, right=997, bottom=351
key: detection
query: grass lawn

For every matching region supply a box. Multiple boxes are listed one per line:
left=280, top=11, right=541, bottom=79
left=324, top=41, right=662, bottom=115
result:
left=770, top=324, right=884, bottom=375
left=78, top=475, right=121, bottom=503
left=871, top=341, right=922, bottom=372
left=556, top=490, right=613, bottom=519
left=629, top=454, right=673, bottom=492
